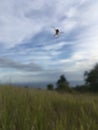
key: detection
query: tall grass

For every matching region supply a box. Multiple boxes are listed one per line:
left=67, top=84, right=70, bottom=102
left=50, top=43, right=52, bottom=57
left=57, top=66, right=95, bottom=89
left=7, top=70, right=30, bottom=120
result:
left=0, top=86, right=98, bottom=130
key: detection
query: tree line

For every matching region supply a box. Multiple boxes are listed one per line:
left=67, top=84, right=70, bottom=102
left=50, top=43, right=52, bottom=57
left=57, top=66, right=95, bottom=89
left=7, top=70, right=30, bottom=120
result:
left=47, top=63, right=98, bottom=93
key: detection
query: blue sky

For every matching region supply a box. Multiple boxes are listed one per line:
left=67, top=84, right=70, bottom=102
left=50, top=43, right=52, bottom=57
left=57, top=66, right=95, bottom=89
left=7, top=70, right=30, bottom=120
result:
left=0, top=0, right=98, bottom=86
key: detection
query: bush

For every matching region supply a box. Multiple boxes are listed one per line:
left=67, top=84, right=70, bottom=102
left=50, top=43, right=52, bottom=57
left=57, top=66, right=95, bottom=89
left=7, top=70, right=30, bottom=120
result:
left=47, top=84, right=54, bottom=90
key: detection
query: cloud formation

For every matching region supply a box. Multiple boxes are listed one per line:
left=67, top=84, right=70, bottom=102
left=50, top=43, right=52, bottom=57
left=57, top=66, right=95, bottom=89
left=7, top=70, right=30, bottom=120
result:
left=0, top=57, right=42, bottom=71
left=0, top=0, right=98, bottom=85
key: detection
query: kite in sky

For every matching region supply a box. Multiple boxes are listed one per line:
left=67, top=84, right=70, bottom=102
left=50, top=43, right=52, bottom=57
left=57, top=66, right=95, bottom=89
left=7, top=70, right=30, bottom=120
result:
left=55, top=29, right=60, bottom=37
left=54, top=28, right=63, bottom=37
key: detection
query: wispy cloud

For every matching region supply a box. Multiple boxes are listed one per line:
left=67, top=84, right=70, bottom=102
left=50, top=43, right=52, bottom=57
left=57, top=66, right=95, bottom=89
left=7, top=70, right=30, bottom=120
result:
left=0, top=0, right=98, bottom=85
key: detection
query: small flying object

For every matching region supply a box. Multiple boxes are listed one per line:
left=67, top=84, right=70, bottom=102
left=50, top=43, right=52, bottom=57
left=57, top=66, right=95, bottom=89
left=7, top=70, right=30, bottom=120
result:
left=54, top=28, right=63, bottom=37
left=54, top=29, right=60, bottom=37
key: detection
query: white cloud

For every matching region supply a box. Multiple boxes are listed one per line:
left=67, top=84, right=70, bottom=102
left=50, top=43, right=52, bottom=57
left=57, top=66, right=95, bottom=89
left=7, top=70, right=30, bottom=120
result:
left=0, top=0, right=85, bottom=48
left=0, top=0, right=45, bottom=48
left=43, top=42, right=66, bottom=51
left=0, top=0, right=98, bottom=85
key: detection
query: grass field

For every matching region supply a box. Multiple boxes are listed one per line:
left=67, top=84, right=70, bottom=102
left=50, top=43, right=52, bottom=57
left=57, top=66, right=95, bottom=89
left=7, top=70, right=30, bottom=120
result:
left=0, top=86, right=98, bottom=130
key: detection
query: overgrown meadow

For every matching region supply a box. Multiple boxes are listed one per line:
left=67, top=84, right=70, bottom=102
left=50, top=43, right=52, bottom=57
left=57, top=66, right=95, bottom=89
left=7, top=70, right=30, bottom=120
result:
left=0, top=86, right=98, bottom=130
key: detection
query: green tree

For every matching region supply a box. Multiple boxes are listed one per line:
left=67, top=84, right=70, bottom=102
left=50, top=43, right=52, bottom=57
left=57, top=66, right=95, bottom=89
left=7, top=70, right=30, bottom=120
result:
left=47, top=84, right=54, bottom=90
left=56, top=75, right=70, bottom=91
left=84, top=64, right=98, bottom=91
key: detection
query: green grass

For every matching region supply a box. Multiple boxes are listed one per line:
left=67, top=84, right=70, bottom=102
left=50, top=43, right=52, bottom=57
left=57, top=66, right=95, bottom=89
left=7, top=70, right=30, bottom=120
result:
left=0, top=86, right=98, bottom=130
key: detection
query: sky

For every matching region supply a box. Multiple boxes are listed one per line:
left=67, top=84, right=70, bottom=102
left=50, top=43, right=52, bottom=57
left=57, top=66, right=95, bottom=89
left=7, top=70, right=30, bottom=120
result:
left=0, top=0, right=98, bottom=86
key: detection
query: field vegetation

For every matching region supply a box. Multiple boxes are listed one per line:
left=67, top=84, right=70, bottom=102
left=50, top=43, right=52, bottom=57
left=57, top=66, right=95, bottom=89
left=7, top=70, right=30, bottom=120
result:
left=0, top=86, right=98, bottom=130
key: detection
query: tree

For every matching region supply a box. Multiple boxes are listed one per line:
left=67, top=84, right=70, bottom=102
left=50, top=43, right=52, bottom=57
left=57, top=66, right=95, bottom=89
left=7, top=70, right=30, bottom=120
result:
left=56, top=75, right=70, bottom=91
left=47, top=84, right=54, bottom=90
left=84, top=64, right=98, bottom=91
